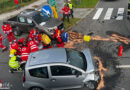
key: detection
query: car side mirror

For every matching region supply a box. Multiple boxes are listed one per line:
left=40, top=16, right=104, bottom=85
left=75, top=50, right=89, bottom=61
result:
left=76, top=71, right=82, bottom=78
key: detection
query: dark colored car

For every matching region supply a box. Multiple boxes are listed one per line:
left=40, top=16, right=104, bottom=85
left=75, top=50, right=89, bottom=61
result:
left=4, top=9, right=64, bottom=36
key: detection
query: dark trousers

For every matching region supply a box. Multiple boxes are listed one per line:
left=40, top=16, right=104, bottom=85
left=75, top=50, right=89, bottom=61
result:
left=63, top=14, right=69, bottom=22
left=70, top=9, right=74, bottom=18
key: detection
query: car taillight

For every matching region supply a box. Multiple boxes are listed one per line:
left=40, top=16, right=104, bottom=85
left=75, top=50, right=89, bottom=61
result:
left=23, top=76, right=26, bottom=82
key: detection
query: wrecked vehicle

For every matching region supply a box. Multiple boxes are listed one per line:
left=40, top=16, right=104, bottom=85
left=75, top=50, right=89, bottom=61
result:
left=4, top=9, right=64, bottom=36
left=23, top=48, right=100, bottom=90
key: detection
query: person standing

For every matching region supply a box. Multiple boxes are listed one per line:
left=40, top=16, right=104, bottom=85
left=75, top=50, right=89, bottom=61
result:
left=2, top=23, right=16, bottom=45
left=68, top=0, right=74, bottom=18
left=0, top=33, right=7, bottom=52
left=14, top=0, right=19, bottom=10
left=60, top=4, right=70, bottom=22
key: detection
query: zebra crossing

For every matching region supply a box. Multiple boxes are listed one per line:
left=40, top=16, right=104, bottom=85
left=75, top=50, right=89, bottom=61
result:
left=92, top=8, right=125, bottom=20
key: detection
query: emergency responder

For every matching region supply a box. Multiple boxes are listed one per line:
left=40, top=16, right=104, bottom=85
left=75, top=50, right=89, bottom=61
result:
left=60, top=4, right=71, bottom=22
left=20, top=40, right=30, bottom=61
left=29, top=28, right=42, bottom=45
left=9, top=56, right=22, bottom=73
left=9, top=41, right=23, bottom=55
left=68, top=0, right=74, bottom=18
left=42, top=34, right=52, bottom=49
left=2, top=22, right=16, bottom=45
left=0, top=33, right=7, bottom=52
left=27, top=40, right=38, bottom=52
left=18, top=38, right=27, bottom=45
left=53, top=27, right=64, bottom=47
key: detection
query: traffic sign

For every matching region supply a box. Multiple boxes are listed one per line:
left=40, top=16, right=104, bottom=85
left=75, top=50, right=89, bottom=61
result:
left=41, top=5, right=52, bottom=17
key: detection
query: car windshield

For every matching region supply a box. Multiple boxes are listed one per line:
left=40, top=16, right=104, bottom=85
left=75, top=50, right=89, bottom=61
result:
left=33, top=12, right=50, bottom=24
left=66, top=48, right=87, bottom=71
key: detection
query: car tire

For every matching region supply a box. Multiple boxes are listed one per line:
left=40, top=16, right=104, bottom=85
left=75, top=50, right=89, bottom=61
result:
left=29, top=87, right=44, bottom=90
left=13, top=27, right=21, bottom=36
left=85, top=81, right=98, bottom=90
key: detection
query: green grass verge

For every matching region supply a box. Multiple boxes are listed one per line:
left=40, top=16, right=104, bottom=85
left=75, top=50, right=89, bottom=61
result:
left=0, top=0, right=37, bottom=14
left=63, top=18, right=80, bottom=31
left=71, top=0, right=98, bottom=8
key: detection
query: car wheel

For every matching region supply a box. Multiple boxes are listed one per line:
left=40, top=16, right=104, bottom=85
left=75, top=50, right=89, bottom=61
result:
left=13, top=27, right=21, bottom=36
left=86, top=81, right=98, bottom=90
left=29, top=87, right=43, bottom=90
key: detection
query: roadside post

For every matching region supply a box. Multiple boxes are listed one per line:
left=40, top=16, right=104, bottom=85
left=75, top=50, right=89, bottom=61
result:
left=48, top=0, right=58, bottom=18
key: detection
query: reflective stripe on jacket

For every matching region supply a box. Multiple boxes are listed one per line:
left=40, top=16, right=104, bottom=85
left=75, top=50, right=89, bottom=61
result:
left=9, top=56, right=20, bottom=69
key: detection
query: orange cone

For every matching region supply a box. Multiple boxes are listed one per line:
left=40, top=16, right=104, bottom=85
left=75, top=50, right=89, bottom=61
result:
left=118, top=44, right=123, bottom=56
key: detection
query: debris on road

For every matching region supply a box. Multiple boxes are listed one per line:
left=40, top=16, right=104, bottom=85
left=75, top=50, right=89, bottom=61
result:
left=64, top=31, right=83, bottom=48
left=111, top=34, right=130, bottom=44
left=94, top=56, right=107, bottom=90
left=64, top=31, right=130, bottom=49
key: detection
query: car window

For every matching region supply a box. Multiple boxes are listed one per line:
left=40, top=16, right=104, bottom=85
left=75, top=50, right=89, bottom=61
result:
left=66, top=48, right=87, bottom=71
left=19, top=17, right=25, bottom=23
left=29, top=67, right=49, bottom=78
left=50, top=65, right=82, bottom=76
left=27, top=18, right=33, bottom=24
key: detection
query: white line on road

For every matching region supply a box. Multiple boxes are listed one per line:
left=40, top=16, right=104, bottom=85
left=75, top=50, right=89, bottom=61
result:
left=116, top=65, right=130, bottom=68
left=104, top=8, right=114, bottom=20
left=116, top=8, right=124, bottom=20
left=93, top=8, right=103, bottom=20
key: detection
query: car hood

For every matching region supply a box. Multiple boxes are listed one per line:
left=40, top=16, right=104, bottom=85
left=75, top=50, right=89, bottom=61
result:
left=82, top=49, right=95, bottom=73
left=39, top=18, right=62, bottom=28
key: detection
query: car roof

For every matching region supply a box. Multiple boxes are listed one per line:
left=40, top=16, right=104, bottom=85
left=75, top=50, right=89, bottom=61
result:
left=19, top=9, right=39, bottom=18
left=26, top=48, right=67, bottom=67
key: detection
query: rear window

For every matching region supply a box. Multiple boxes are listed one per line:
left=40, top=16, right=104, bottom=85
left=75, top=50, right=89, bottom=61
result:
left=29, top=67, right=48, bottom=78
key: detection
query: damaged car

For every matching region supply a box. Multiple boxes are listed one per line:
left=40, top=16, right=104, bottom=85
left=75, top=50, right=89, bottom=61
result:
left=23, top=48, right=100, bottom=90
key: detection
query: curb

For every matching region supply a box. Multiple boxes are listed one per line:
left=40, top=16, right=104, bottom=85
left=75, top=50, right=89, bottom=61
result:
left=0, top=0, right=46, bottom=21
left=67, top=0, right=100, bottom=31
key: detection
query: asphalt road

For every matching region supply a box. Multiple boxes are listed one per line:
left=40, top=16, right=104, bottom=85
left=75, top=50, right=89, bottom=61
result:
left=0, top=0, right=130, bottom=90
left=72, top=0, right=130, bottom=90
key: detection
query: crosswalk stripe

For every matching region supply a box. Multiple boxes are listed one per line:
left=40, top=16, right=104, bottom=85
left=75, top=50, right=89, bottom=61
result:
left=116, top=8, right=124, bottom=20
left=104, top=8, right=113, bottom=20
left=93, top=8, right=103, bottom=20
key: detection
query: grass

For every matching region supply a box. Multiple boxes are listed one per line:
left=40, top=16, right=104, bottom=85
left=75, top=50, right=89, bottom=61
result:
left=71, top=0, right=98, bottom=8
left=0, top=0, right=37, bottom=14
left=63, top=18, right=80, bottom=31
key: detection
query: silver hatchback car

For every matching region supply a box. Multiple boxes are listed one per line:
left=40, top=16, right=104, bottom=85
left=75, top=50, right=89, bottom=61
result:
left=23, top=48, right=100, bottom=90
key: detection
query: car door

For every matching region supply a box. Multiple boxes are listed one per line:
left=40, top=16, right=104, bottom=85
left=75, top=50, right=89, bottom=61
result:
left=29, top=66, right=51, bottom=89
left=18, top=16, right=34, bottom=32
left=49, top=65, right=85, bottom=89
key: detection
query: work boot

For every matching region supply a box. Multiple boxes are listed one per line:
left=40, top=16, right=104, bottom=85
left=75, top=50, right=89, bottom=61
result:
left=10, top=69, right=14, bottom=73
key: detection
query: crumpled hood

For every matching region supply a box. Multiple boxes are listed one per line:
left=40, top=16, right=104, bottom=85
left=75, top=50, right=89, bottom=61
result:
left=39, top=18, right=62, bottom=28
left=82, top=48, right=95, bottom=73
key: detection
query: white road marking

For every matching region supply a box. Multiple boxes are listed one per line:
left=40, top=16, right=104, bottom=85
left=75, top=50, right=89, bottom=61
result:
left=93, top=8, right=103, bottom=20
left=104, top=8, right=114, bottom=20
left=116, top=8, right=124, bottom=20
left=116, top=65, right=130, bottom=68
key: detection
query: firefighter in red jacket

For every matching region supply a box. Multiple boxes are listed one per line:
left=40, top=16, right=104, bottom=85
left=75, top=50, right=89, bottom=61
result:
left=53, top=27, right=64, bottom=47
left=2, top=23, right=16, bottom=45
left=27, top=40, right=39, bottom=52
left=0, top=33, right=7, bottom=52
left=20, top=42, right=30, bottom=62
left=60, top=4, right=70, bottom=22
